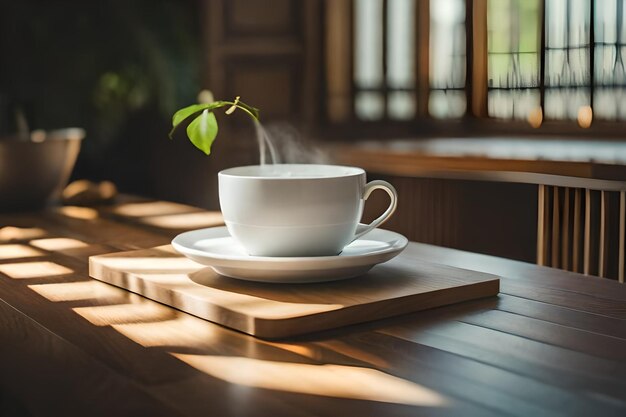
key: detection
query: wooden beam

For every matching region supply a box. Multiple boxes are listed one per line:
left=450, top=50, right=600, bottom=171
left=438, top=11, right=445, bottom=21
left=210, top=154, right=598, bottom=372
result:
left=471, top=0, right=488, bottom=117
left=325, top=0, right=353, bottom=122
left=416, top=0, right=430, bottom=117
left=617, top=191, right=626, bottom=283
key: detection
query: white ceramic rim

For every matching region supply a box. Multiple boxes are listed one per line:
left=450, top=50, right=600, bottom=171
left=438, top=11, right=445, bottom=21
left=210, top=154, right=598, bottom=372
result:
left=171, top=226, right=408, bottom=265
left=218, top=164, right=365, bottom=180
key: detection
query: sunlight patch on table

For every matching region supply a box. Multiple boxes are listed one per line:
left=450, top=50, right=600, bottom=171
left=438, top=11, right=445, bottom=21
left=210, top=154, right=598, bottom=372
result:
left=172, top=354, right=448, bottom=407
left=113, top=316, right=220, bottom=347
left=171, top=283, right=345, bottom=320
left=73, top=302, right=175, bottom=326
left=0, top=227, right=47, bottom=242
left=0, top=261, right=73, bottom=279
left=0, top=244, right=45, bottom=260
left=139, top=211, right=224, bottom=229
left=58, top=206, right=99, bottom=220
left=113, top=201, right=198, bottom=218
left=94, top=256, right=200, bottom=272
left=31, top=238, right=89, bottom=251
left=29, top=280, right=122, bottom=301
left=265, top=342, right=317, bottom=359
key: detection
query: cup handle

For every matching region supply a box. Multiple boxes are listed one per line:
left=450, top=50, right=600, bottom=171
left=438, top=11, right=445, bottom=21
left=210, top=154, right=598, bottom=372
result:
left=352, top=180, right=398, bottom=242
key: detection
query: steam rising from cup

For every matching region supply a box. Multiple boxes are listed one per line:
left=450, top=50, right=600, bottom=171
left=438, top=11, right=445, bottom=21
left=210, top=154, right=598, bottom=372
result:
left=254, top=121, right=330, bottom=165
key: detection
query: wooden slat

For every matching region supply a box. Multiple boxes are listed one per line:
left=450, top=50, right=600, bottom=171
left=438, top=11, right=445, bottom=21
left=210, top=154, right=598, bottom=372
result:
left=573, top=188, right=582, bottom=273
left=551, top=186, right=560, bottom=268
left=584, top=188, right=592, bottom=275
left=599, top=190, right=610, bottom=278
left=561, top=187, right=570, bottom=270
left=537, top=184, right=548, bottom=266
left=617, top=191, right=626, bottom=283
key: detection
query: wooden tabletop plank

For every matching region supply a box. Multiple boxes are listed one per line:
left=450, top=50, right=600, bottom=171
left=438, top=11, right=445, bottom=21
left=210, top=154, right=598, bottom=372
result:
left=402, top=245, right=626, bottom=310
left=500, top=281, right=626, bottom=319
left=382, top=321, right=626, bottom=399
left=0, top=298, right=185, bottom=417
left=459, top=309, right=626, bottom=361
left=320, top=332, right=626, bottom=417
left=492, top=294, right=626, bottom=340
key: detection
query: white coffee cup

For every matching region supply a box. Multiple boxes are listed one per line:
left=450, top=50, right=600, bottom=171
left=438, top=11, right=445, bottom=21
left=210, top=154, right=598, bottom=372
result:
left=218, top=164, right=397, bottom=257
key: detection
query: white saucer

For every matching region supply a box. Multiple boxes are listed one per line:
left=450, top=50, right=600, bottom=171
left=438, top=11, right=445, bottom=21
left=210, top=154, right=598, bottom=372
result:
left=171, top=226, right=408, bottom=283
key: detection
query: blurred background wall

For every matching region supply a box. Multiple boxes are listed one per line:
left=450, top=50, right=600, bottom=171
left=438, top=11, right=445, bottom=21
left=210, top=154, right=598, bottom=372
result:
left=0, top=0, right=203, bottom=198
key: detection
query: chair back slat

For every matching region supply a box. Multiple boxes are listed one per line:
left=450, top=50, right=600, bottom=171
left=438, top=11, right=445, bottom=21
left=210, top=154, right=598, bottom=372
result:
left=538, top=185, right=625, bottom=282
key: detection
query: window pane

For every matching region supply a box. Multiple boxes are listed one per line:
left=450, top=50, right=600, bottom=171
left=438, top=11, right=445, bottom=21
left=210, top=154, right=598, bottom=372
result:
left=429, top=90, right=467, bottom=118
left=389, top=91, right=416, bottom=119
left=488, top=89, right=541, bottom=119
left=354, top=0, right=384, bottom=89
left=355, top=92, right=385, bottom=120
left=544, top=0, right=591, bottom=120
left=594, top=0, right=626, bottom=120
left=387, top=0, right=416, bottom=119
left=429, top=0, right=466, bottom=118
left=387, top=0, right=415, bottom=88
left=354, top=0, right=384, bottom=120
left=488, top=0, right=541, bottom=120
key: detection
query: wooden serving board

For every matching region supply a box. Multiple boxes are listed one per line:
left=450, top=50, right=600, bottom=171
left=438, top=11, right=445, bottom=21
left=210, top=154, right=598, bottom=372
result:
left=89, top=245, right=500, bottom=339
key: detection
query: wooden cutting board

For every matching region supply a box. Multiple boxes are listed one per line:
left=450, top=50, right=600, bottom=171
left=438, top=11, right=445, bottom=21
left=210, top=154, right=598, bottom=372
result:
left=89, top=245, right=499, bottom=339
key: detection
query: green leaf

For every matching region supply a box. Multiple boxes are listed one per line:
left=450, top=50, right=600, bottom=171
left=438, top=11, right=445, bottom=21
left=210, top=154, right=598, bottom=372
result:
left=186, top=110, right=218, bottom=155
left=172, top=103, right=210, bottom=128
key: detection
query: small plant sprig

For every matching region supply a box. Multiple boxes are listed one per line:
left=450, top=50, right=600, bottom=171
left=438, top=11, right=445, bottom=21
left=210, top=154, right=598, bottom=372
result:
left=169, top=96, right=260, bottom=155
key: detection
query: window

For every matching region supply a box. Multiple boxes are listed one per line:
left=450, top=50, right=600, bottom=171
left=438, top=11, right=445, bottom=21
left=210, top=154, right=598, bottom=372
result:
left=326, top=0, right=626, bottom=130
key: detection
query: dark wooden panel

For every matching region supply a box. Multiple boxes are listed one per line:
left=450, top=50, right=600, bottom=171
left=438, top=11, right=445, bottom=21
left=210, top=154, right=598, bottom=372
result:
left=203, top=0, right=321, bottom=126
left=224, top=0, right=300, bottom=39
left=224, top=58, right=301, bottom=120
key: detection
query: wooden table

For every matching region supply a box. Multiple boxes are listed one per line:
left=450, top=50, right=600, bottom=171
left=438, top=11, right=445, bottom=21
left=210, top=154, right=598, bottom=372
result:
left=1, top=198, right=626, bottom=417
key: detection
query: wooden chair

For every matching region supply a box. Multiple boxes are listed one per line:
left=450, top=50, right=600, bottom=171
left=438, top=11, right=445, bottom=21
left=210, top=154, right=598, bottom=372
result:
left=536, top=178, right=626, bottom=282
